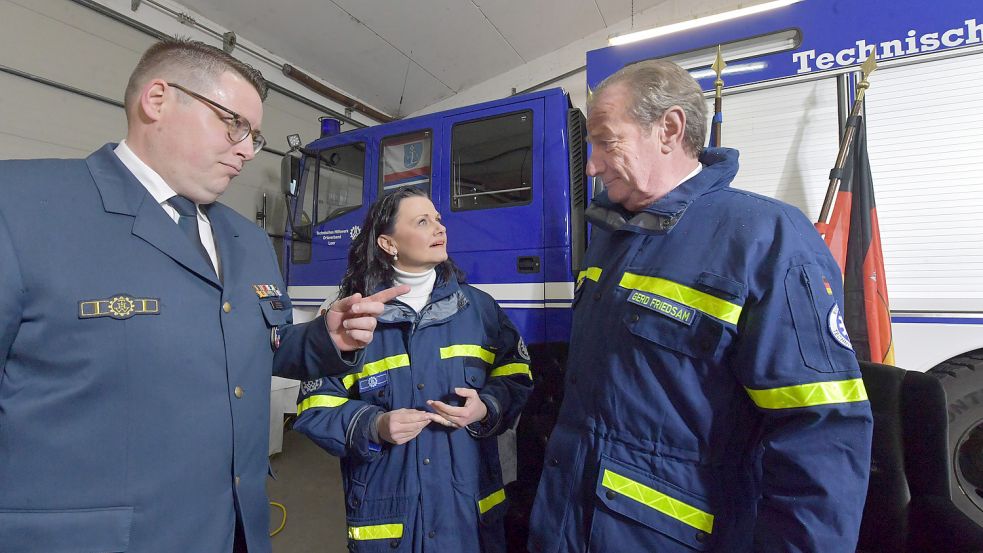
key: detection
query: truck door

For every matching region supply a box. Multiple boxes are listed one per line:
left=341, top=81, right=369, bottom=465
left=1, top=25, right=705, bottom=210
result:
left=287, top=139, right=370, bottom=304
left=438, top=99, right=546, bottom=343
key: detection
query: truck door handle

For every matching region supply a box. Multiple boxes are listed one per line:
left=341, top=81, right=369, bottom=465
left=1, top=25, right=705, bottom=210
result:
left=517, top=256, right=541, bottom=273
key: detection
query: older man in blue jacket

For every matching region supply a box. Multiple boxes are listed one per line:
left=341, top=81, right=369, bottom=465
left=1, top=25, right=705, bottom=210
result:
left=528, top=60, right=873, bottom=552
left=0, top=38, right=404, bottom=553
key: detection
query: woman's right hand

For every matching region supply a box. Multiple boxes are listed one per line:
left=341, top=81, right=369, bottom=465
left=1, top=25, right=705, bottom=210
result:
left=376, top=409, right=441, bottom=445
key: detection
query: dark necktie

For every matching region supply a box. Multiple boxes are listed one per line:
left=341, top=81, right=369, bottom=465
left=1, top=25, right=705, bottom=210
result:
left=167, top=196, right=214, bottom=271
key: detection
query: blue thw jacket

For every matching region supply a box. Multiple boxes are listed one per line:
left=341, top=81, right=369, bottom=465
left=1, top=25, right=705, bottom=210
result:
left=528, top=148, right=873, bottom=553
left=294, top=275, right=533, bottom=552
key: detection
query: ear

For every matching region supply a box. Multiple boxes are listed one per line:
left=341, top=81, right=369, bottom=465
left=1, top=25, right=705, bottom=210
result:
left=138, top=79, right=168, bottom=123
left=377, top=234, right=396, bottom=256
left=658, top=106, right=687, bottom=154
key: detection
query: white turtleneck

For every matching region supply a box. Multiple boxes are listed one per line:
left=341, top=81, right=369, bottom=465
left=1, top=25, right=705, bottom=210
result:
left=393, top=265, right=437, bottom=312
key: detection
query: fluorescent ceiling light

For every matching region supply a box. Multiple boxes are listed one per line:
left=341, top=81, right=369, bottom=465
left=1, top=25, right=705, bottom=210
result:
left=654, top=30, right=798, bottom=71
left=609, top=0, right=804, bottom=46
left=689, top=62, right=768, bottom=80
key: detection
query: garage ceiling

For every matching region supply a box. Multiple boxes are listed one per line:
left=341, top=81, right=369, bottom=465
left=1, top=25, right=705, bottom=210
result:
left=176, top=0, right=669, bottom=117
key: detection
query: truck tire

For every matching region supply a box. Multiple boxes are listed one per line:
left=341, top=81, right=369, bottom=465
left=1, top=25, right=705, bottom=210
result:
left=929, top=349, right=983, bottom=526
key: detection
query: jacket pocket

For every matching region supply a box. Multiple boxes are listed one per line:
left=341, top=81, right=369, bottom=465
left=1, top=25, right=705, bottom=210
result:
left=346, top=494, right=412, bottom=552
left=623, top=300, right=724, bottom=360
left=476, top=486, right=508, bottom=553
left=785, top=264, right=838, bottom=372
left=259, top=297, right=291, bottom=327
left=588, top=456, right=714, bottom=552
left=0, top=506, right=133, bottom=553
left=464, top=364, right=488, bottom=389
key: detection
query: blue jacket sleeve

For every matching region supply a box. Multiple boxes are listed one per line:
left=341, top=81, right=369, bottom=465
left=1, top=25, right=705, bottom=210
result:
left=292, top=374, right=385, bottom=462
left=273, top=315, right=364, bottom=380
left=0, top=210, right=24, bottom=380
left=734, top=251, right=873, bottom=553
left=467, top=305, right=534, bottom=438
left=261, top=240, right=364, bottom=381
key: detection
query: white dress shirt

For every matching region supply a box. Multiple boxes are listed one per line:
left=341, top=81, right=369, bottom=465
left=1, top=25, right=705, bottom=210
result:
left=114, top=140, right=220, bottom=274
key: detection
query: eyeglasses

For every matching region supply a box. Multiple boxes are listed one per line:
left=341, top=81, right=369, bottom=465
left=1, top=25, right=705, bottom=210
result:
left=167, top=82, right=266, bottom=154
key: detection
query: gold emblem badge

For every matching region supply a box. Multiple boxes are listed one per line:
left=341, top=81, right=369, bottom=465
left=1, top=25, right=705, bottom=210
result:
left=79, top=294, right=160, bottom=320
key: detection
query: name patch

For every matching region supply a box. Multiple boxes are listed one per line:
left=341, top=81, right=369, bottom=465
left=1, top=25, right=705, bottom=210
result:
left=359, top=373, right=389, bottom=393
left=79, top=295, right=160, bottom=320
left=627, top=290, right=695, bottom=325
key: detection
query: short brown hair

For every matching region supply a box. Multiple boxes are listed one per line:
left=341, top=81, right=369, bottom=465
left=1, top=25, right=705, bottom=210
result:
left=589, top=59, right=707, bottom=157
left=124, top=37, right=267, bottom=113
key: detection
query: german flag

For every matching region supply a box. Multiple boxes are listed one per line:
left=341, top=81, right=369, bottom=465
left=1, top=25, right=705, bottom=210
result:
left=823, top=113, right=895, bottom=365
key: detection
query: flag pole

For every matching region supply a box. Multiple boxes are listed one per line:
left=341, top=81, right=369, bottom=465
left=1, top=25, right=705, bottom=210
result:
left=817, top=53, right=878, bottom=233
left=710, top=45, right=726, bottom=148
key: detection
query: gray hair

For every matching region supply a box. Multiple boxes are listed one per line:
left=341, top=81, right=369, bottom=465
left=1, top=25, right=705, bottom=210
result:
left=589, top=59, right=707, bottom=157
left=124, top=36, right=267, bottom=113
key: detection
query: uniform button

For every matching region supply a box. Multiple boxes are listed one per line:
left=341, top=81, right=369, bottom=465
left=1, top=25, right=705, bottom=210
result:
left=605, top=490, right=616, bottom=500
left=428, top=530, right=436, bottom=538
left=423, top=458, right=431, bottom=465
left=234, top=475, right=240, bottom=487
left=234, top=386, right=244, bottom=398
left=696, top=531, right=709, bottom=543
left=352, top=498, right=360, bottom=507
left=223, top=302, right=232, bottom=313
left=630, top=313, right=639, bottom=322
left=390, top=539, right=399, bottom=548
left=377, top=389, right=386, bottom=398
left=549, top=457, right=559, bottom=466
left=593, top=291, right=602, bottom=301
left=417, top=383, right=425, bottom=390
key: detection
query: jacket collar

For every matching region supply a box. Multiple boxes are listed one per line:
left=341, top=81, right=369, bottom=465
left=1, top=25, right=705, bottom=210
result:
left=376, top=273, right=467, bottom=326
left=587, top=147, right=739, bottom=234
left=85, top=144, right=222, bottom=288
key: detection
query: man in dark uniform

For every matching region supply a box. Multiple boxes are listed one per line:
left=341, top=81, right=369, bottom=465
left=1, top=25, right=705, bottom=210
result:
left=528, top=60, right=872, bottom=552
left=0, top=38, right=405, bottom=553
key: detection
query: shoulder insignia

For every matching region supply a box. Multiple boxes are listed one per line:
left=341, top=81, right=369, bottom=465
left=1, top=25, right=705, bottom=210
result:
left=517, top=337, right=530, bottom=361
left=828, top=303, right=853, bottom=350
left=301, top=378, right=324, bottom=395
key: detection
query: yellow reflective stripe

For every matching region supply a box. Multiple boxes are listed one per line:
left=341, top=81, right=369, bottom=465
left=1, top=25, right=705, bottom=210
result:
left=577, top=266, right=602, bottom=286
left=490, top=363, right=532, bottom=379
left=478, top=488, right=506, bottom=514
left=602, top=469, right=714, bottom=534
left=619, top=272, right=742, bottom=325
left=439, top=345, right=495, bottom=364
left=746, top=377, right=869, bottom=410
left=342, top=354, right=411, bottom=390
left=347, top=523, right=403, bottom=540
left=297, top=394, right=348, bottom=414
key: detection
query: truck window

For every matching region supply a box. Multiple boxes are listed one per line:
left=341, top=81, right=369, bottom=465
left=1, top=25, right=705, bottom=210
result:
left=380, top=130, right=432, bottom=196
left=451, top=110, right=533, bottom=211
left=315, top=142, right=365, bottom=224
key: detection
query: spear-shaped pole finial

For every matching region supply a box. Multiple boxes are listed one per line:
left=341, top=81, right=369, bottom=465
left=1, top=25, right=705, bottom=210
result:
left=709, top=45, right=726, bottom=148
left=817, top=52, right=879, bottom=231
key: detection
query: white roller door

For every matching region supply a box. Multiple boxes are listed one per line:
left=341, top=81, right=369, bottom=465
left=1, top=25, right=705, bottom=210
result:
left=864, top=49, right=983, bottom=311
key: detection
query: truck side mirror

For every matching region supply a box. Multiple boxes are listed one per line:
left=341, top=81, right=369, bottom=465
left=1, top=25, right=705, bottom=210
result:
left=281, top=152, right=300, bottom=197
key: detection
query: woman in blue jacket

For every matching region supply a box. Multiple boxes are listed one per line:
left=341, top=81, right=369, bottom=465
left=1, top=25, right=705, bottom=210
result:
left=294, top=187, right=533, bottom=552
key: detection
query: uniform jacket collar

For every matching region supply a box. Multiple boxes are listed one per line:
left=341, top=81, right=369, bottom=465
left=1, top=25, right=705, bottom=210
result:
left=85, top=143, right=228, bottom=288
left=375, top=273, right=468, bottom=326
left=587, top=147, right=739, bottom=234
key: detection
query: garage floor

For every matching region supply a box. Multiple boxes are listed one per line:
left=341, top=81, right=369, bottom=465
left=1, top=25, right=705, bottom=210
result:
left=267, top=425, right=348, bottom=552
